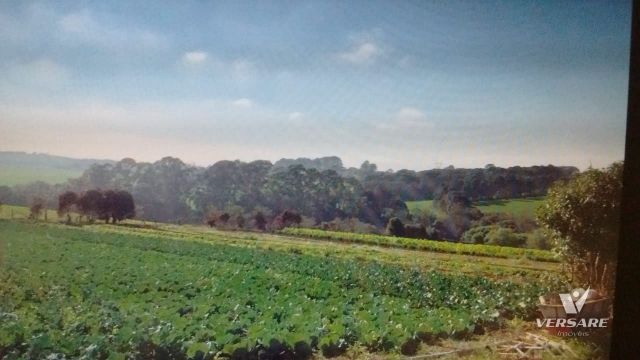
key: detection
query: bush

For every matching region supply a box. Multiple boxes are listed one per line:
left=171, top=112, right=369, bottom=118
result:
left=235, top=214, right=245, bottom=229
left=219, top=213, right=230, bottom=224
left=253, top=211, right=267, bottom=231
left=415, top=208, right=438, bottom=228
left=461, top=225, right=494, bottom=244
left=462, top=225, right=528, bottom=248
left=403, top=224, right=427, bottom=239
left=526, top=229, right=553, bottom=250
left=205, top=210, right=230, bottom=228
left=485, top=227, right=527, bottom=248
left=472, top=213, right=536, bottom=233
left=386, top=217, right=404, bottom=237
left=428, top=220, right=458, bottom=240
left=272, top=210, right=302, bottom=230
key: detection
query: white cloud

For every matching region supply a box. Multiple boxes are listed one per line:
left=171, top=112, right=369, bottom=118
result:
left=232, top=98, right=253, bottom=108
left=338, top=42, right=380, bottom=64
left=377, top=107, right=433, bottom=130
left=396, top=107, right=428, bottom=123
left=178, top=55, right=257, bottom=82
left=182, top=51, right=208, bottom=65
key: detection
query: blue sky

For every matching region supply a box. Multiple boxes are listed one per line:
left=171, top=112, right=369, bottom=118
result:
left=0, top=0, right=632, bottom=170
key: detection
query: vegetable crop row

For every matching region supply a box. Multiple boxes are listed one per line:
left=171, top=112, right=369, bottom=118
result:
left=0, top=221, right=564, bottom=359
left=280, top=228, right=558, bottom=262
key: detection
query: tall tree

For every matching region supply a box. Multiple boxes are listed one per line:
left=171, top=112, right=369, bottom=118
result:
left=77, top=189, right=103, bottom=222
left=111, top=190, right=136, bottom=223
left=29, top=197, right=46, bottom=220
left=537, top=162, right=623, bottom=292
left=57, top=191, right=78, bottom=222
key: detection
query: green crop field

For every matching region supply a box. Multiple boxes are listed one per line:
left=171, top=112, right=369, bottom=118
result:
left=280, top=228, right=558, bottom=262
left=406, top=197, right=546, bottom=219
left=0, top=214, right=573, bottom=359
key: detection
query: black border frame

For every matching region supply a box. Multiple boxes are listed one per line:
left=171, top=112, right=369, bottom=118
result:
left=610, top=0, right=640, bottom=357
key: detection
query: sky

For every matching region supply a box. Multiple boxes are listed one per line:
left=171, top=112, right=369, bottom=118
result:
left=0, top=0, right=632, bottom=171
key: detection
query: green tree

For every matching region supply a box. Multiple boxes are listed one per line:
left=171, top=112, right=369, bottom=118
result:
left=537, top=162, right=623, bottom=292
left=57, top=191, right=78, bottom=223
left=110, top=190, right=136, bottom=223
left=29, top=197, right=46, bottom=220
left=78, top=189, right=102, bottom=222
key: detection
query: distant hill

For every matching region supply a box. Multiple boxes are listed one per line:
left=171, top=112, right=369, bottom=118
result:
left=0, top=151, right=115, bottom=186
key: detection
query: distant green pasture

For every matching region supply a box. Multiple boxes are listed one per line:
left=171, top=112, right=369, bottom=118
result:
left=407, top=197, right=545, bottom=219
left=0, top=166, right=82, bottom=186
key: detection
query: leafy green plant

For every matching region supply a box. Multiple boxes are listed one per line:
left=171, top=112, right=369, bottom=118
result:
left=0, top=220, right=565, bottom=358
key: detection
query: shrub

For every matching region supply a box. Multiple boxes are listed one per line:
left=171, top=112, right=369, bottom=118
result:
left=472, top=213, right=537, bottom=233
left=205, top=210, right=230, bottom=228
left=386, top=217, right=404, bottom=237
left=461, top=225, right=494, bottom=244
left=462, top=225, right=528, bottom=248
left=428, top=220, right=458, bottom=240
left=219, top=213, right=230, bottom=224
left=235, top=214, right=245, bottom=229
left=253, top=211, right=267, bottom=231
left=272, top=210, right=302, bottom=230
left=526, top=228, right=553, bottom=250
left=403, top=224, right=427, bottom=239
left=485, top=227, right=527, bottom=248
left=415, top=208, right=438, bottom=228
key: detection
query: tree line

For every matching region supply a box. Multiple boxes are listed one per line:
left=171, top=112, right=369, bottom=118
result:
left=0, top=156, right=576, bottom=230
left=6, top=157, right=623, bottom=293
